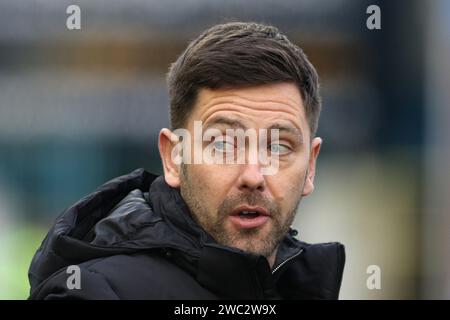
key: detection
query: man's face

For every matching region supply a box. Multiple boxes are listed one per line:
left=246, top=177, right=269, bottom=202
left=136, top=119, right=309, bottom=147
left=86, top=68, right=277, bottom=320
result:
left=159, top=82, right=321, bottom=263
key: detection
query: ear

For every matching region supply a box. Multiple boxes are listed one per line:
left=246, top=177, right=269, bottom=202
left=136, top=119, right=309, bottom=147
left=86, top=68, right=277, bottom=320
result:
left=158, top=128, right=181, bottom=188
left=302, top=137, right=322, bottom=197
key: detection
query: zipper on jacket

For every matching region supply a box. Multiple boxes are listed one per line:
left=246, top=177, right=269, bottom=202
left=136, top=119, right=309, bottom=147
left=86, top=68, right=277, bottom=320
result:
left=271, top=248, right=304, bottom=275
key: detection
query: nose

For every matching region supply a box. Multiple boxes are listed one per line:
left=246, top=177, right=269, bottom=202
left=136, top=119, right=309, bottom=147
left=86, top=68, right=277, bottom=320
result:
left=237, top=164, right=266, bottom=192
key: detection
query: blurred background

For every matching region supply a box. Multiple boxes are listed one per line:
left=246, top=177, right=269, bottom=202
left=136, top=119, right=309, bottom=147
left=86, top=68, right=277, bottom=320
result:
left=0, top=0, right=449, bottom=299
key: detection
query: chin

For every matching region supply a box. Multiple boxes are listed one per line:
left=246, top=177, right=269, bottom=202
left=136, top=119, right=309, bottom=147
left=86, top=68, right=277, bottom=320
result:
left=228, top=237, right=273, bottom=257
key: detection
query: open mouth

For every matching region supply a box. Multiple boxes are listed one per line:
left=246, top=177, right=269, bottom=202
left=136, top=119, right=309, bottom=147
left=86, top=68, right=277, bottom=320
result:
left=228, top=206, right=270, bottom=229
left=238, top=210, right=262, bottom=218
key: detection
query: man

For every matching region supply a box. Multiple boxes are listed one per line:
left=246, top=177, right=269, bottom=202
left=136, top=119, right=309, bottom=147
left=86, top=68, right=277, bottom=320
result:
left=28, top=22, right=345, bottom=300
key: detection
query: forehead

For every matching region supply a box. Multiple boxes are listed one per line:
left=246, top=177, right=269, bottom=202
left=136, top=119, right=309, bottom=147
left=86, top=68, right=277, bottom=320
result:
left=189, top=82, right=309, bottom=136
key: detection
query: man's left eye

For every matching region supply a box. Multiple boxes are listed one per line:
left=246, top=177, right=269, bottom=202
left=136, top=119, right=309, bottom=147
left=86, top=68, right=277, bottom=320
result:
left=269, top=143, right=291, bottom=154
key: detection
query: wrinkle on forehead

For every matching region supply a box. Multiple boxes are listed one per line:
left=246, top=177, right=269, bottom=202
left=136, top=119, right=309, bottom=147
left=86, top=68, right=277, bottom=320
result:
left=192, top=84, right=308, bottom=134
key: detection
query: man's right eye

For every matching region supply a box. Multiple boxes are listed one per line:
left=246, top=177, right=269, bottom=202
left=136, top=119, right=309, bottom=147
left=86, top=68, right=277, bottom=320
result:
left=213, top=138, right=235, bottom=152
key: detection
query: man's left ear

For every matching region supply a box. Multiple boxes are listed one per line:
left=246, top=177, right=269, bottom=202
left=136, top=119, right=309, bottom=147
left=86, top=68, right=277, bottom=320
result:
left=302, top=137, right=322, bottom=197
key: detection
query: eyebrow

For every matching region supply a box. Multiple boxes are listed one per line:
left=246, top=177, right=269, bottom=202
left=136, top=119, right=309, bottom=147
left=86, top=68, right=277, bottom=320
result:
left=267, top=123, right=304, bottom=144
left=204, top=116, right=304, bottom=144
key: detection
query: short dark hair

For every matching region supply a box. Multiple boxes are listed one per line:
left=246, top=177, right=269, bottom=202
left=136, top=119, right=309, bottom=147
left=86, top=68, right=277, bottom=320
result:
left=167, top=22, right=322, bottom=137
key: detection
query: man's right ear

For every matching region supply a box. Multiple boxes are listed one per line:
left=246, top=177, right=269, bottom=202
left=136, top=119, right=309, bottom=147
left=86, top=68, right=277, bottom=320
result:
left=158, top=128, right=181, bottom=188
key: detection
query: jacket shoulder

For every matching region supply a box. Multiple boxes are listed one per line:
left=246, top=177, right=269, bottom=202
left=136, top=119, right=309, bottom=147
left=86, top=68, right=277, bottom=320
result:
left=30, top=252, right=213, bottom=300
left=29, top=261, right=121, bottom=300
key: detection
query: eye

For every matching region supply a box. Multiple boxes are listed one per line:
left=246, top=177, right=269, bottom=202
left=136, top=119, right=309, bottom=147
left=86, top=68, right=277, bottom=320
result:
left=214, top=137, right=235, bottom=152
left=269, top=143, right=291, bottom=155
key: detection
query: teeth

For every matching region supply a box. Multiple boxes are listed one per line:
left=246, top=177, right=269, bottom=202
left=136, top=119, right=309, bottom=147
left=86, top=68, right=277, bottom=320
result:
left=240, top=211, right=258, bottom=216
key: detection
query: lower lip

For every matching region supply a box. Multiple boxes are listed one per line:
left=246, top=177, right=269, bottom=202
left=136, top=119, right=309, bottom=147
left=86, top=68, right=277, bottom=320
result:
left=228, top=215, right=269, bottom=229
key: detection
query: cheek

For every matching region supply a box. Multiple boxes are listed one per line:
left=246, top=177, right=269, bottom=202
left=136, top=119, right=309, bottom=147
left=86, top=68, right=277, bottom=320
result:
left=189, top=164, right=237, bottom=205
left=267, top=164, right=307, bottom=205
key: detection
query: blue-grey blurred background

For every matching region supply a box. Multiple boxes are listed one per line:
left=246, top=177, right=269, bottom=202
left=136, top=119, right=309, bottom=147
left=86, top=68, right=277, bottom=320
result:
left=0, top=0, right=449, bottom=299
